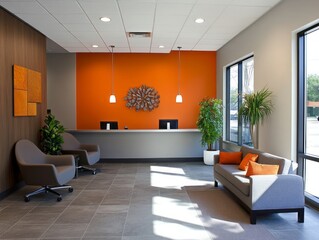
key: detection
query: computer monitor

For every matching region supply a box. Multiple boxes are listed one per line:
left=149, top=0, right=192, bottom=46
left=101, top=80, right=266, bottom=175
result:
left=159, top=119, right=178, bottom=129
left=100, top=121, right=118, bottom=130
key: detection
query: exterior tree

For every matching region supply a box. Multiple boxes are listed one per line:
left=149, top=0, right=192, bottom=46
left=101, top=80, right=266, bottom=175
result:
left=307, top=74, right=319, bottom=102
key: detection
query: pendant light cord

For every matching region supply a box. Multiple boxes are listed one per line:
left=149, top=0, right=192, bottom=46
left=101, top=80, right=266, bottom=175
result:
left=111, top=45, right=114, bottom=95
left=178, top=46, right=181, bottom=94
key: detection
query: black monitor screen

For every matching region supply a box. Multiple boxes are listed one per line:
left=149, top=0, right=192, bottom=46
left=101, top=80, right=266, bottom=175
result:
left=159, top=119, right=178, bottom=129
left=100, top=121, right=118, bottom=130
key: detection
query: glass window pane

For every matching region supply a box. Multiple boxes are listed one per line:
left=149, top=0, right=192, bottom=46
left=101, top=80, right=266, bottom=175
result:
left=305, top=159, right=319, bottom=198
left=305, top=28, right=319, bottom=156
left=242, top=58, right=254, bottom=146
left=230, top=65, right=238, bottom=143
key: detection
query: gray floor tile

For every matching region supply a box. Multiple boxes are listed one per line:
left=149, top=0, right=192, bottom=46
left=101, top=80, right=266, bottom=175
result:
left=1, top=224, right=50, bottom=239
left=84, top=213, right=127, bottom=237
left=55, top=205, right=98, bottom=224
left=41, top=223, right=88, bottom=239
left=1, top=162, right=319, bottom=240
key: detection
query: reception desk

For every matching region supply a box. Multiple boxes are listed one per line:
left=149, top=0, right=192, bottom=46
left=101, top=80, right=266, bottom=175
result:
left=67, top=129, right=205, bottom=161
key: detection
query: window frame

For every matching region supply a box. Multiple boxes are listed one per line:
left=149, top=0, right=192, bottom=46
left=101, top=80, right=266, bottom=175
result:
left=297, top=23, right=319, bottom=206
left=225, top=55, right=254, bottom=146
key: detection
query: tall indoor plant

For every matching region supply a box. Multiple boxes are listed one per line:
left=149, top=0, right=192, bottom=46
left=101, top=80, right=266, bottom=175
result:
left=238, top=87, right=273, bottom=149
left=196, top=98, right=223, bottom=165
left=40, top=110, right=65, bottom=155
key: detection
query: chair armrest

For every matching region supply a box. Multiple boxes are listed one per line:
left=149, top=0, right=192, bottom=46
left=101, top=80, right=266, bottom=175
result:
left=19, top=164, right=58, bottom=185
left=80, top=144, right=99, bottom=152
left=250, top=174, right=304, bottom=210
left=61, top=149, right=88, bottom=159
left=46, top=155, right=75, bottom=167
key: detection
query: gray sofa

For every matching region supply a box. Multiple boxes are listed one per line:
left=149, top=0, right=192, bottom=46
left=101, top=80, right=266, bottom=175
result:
left=214, top=146, right=305, bottom=224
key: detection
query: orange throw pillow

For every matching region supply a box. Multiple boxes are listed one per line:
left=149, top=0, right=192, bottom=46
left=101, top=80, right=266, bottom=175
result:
left=245, top=161, right=279, bottom=177
left=219, top=152, right=242, bottom=165
left=238, top=153, right=259, bottom=171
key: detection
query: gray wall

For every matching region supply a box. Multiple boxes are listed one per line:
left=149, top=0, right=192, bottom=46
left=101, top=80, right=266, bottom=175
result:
left=47, top=53, right=76, bottom=129
left=217, top=0, right=319, bottom=160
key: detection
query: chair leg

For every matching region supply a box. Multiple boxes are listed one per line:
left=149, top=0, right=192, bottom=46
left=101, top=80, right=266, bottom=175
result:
left=78, top=165, right=97, bottom=175
left=24, top=185, right=73, bottom=202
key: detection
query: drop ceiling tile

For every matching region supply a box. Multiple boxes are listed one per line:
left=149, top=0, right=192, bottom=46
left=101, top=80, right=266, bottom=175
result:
left=77, top=0, right=118, bottom=14
left=0, top=1, right=47, bottom=14
left=112, top=47, right=131, bottom=53
left=118, top=0, right=155, bottom=15
left=128, top=38, right=151, bottom=47
left=38, top=0, right=83, bottom=14
left=155, top=2, right=193, bottom=16
left=157, top=0, right=196, bottom=4
left=122, top=14, right=154, bottom=32
left=232, top=0, right=281, bottom=7
left=54, top=14, right=90, bottom=24
left=64, top=23, right=96, bottom=32
left=64, top=47, right=89, bottom=52
left=151, top=48, right=171, bottom=53
left=130, top=47, right=151, bottom=53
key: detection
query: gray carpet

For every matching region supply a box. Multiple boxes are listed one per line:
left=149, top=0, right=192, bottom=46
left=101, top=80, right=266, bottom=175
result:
left=185, top=186, right=276, bottom=240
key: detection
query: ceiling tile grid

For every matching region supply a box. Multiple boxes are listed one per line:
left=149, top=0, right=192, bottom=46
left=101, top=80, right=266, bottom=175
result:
left=0, top=0, right=281, bottom=53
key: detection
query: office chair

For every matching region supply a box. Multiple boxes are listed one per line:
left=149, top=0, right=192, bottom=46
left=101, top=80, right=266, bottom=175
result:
left=61, top=132, right=100, bottom=175
left=15, top=139, right=75, bottom=202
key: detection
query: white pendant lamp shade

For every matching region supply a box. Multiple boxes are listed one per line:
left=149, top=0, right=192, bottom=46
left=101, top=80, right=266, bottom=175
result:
left=176, top=94, right=183, bottom=103
left=176, top=46, right=183, bottom=103
left=109, top=45, right=116, bottom=103
left=109, top=94, right=116, bottom=103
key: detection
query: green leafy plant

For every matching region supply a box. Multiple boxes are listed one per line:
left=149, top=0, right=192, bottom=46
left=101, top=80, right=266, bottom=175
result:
left=196, top=98, right=223, bottom=151
left=40, top=110, right=65, bottom=155
left=239, top=87, right=274, bottom=148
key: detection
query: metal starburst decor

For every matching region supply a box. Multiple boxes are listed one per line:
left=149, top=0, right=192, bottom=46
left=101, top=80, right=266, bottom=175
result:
left=124, top=85, right=160, bottom=111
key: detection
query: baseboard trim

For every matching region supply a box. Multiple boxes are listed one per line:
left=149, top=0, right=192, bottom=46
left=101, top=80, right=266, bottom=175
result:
left=99, top=157, right=203, bottom=163
left=0, top=181, right=25, bottom=201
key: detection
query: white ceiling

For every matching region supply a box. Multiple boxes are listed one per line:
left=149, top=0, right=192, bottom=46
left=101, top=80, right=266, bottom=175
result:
left=0, top=0, right=281, bottom=53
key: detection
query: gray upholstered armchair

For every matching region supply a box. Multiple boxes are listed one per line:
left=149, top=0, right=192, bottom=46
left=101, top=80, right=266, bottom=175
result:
left=61, top=132, right=100, bottom=175
left=15, top=139, right=75, bottom=202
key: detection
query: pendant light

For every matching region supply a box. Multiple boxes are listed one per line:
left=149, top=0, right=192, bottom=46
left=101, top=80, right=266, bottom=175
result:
left=109, top=45, right=116, bottom=103
left=176, top=46, right=183, bottom=103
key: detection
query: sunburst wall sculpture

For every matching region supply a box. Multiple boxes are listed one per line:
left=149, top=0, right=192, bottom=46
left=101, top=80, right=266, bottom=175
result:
left=124, top=85, right=160, bottom=111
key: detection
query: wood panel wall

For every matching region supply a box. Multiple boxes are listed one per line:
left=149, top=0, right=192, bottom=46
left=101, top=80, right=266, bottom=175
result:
left=0, top=8, right=47, bottom=196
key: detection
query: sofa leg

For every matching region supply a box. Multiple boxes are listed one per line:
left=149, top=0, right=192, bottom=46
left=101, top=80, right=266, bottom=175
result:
left=250, top=212, right=257, bottom=224
left=214, top=180, right=218, bottom=187
left=298, top=208, right=304, bottom=223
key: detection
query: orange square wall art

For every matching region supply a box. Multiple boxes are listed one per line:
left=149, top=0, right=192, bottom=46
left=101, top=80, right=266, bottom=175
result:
left=13, top=65, right=42, bottom=117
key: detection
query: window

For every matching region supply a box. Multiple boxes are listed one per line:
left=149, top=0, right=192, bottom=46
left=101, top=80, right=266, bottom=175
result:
left=225, top=56, right=254, bottom=146
left=298, top=24, right=319, bottom=204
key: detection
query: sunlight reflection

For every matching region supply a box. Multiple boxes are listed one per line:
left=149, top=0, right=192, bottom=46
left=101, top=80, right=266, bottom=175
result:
left=150, top=166, right=186, bottom=175
left=153, top=220, right=211, bottom=240
left=152, top=196, right=203, bottom=225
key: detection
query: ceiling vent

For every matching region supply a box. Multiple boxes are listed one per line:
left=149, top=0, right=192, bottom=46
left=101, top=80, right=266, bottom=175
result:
left=127, top=32, right=151, bottom=38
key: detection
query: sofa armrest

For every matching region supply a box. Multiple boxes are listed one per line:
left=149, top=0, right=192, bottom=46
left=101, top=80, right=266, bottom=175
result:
left=250, top=174, right=304, bottom=210
left=214, top=154, right=220, bottom=165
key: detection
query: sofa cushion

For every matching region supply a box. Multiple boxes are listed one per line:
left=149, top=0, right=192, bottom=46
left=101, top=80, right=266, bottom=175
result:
left=214, top=164, right=250, bottom=196
left=219, top=151, right=242, bottom=164
left=241, top=146, right=292, bottom=174
left=238, top=153, right=259, bottom=170
left=245, top=161, right=279, bottom=177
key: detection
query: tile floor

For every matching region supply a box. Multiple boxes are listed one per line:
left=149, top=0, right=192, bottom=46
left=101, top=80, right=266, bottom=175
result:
left=0, top=162, right=318, bottom=240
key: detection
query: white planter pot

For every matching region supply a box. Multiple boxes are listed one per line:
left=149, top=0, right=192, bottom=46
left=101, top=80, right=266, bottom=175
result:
left=203, top=150, right=220, bottom=165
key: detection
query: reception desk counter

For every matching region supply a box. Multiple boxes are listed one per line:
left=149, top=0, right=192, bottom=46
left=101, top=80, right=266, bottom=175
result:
left=67, top=129, right=204, bottom=161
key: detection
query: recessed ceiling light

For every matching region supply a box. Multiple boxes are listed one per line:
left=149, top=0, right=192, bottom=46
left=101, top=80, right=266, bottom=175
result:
left=195, top=18, right=205, bottom=24
left=159, top=45, right=165, bottom=48
left=100, top=17, right=111, bottom=22
left=92, top=44, right=99, bottom=48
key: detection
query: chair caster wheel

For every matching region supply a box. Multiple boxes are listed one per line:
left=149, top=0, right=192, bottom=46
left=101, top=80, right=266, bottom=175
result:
left=24, top=196, right=30, bottom=202
left=57, top=196, right=62, bottom=202
left=92, top=171, right=96, bottom=175
left=68, top=187, right=73, bottom=192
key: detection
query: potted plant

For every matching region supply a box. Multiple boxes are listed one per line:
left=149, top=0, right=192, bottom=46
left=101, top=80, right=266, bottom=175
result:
left=40, top=110, right=65, bottom=155
left=196, top=98, right=223, bottom=165
left=238, top=87, right=273, bottom=149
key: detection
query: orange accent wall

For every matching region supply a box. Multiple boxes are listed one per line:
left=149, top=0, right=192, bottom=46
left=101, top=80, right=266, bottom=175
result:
left=76, top=51, right=216, bottom=129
